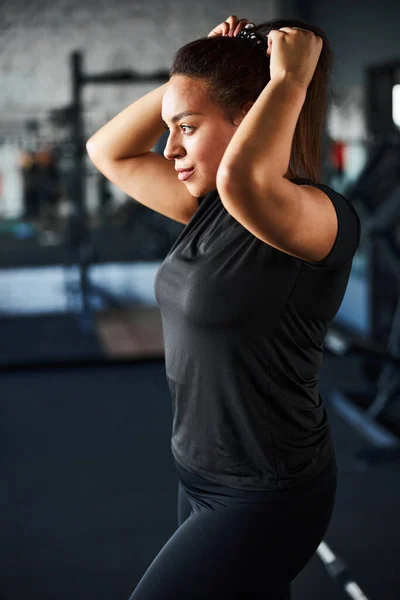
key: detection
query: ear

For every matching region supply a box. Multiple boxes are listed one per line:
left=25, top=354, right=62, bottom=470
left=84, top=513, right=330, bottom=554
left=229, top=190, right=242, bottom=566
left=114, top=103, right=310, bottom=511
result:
left=233, top=101, right=255, bottom=126
left=242, top=100, right=255, bottom=116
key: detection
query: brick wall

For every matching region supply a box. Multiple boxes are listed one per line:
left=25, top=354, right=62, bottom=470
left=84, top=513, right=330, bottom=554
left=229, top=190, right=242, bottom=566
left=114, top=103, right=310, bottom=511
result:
left=0, top=0, right=277, bottom=139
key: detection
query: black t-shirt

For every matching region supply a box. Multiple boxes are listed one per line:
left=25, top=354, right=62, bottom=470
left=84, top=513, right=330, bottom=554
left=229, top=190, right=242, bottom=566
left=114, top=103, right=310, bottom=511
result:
left=154, top=178, right=361, bottom=492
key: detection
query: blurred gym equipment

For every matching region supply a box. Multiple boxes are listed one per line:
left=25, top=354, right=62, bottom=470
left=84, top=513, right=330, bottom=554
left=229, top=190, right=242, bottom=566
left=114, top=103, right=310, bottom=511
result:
left=50, top=51, right=170, bottom=331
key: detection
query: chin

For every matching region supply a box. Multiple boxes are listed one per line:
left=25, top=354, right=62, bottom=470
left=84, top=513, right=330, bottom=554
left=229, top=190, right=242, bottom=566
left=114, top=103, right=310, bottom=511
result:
left=195, top=182, right=216, bottom=197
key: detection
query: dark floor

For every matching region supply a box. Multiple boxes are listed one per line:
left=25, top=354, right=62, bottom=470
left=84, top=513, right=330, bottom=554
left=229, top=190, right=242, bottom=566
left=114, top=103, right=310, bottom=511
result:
left=0, top=314, right=104, bottom=367
left=0, top=353, right=399, bottom=599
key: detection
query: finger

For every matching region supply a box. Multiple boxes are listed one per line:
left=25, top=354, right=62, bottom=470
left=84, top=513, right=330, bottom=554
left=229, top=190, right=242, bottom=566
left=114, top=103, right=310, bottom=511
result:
left=211, top=18, right=241, bottom=38
left=224, top=15, right=240, bottom=37
left=221, top=21, right=231, bottom=36
left=224, top=14, right=240, bottom=26
left=207, top=16, right=253, bottom=39
left=207, top=22, right=230, bottom=38
left=267, top=29, right=284, bottom=36
left=278, top=26, right=313, bottom=35
left=233, top=19, right=253, bottom=37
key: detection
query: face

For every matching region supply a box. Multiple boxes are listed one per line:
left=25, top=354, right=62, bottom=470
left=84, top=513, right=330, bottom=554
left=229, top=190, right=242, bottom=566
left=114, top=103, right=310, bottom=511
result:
left=162, top=75, right=253, bottom=197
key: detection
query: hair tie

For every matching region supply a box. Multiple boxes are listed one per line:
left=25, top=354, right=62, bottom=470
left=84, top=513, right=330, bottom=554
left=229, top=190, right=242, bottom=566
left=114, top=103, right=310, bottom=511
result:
left=235, top=25, right=268, bottom=55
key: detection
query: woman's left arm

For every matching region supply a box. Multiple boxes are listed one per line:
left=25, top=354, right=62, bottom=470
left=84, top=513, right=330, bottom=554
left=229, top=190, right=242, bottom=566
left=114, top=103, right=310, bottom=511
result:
left=216, top=28, right=337, bottom=264
left=217, top=26, right=323, bottom=180
left=217, top=75, right=307, bottom=183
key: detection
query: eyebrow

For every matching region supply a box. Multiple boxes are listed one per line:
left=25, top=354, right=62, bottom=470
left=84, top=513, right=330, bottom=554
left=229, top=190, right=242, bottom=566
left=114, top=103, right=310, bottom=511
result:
left=162, top=111, right=204, bottom=125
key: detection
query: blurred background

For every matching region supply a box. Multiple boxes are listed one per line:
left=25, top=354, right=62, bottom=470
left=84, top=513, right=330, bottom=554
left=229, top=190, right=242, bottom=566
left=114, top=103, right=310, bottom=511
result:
left=0, top=0, right=399, bottom=598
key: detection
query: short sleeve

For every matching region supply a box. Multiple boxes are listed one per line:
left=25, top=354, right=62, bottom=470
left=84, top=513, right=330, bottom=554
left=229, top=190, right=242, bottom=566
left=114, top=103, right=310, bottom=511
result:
left=300, top=182, right=361, bottom=270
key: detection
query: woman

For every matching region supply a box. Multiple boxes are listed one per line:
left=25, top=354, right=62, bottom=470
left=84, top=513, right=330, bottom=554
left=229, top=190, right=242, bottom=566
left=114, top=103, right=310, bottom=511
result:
left=87, top=16, right=361, bottom=600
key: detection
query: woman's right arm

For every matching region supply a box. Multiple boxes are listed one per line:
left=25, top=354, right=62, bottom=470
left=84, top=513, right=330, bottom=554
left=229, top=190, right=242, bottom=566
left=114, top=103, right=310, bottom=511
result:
left=85, top=82, right=199, bottom=225
left=86, top=81, right=169, bottom=160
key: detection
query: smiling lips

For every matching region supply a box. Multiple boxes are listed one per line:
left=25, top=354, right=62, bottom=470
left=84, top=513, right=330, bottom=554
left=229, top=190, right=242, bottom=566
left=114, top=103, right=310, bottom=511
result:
left=177, top=168, right=195, bottom=181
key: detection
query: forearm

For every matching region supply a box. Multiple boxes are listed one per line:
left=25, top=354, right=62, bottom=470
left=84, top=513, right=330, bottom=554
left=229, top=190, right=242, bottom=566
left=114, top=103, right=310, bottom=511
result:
left=86, top=81, right=169, bottom=161
left=217, top=76, right=307, bottom=183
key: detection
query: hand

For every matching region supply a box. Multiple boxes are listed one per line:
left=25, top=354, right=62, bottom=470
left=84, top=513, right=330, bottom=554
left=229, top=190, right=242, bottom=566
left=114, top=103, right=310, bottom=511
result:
left=207, top=14, right=255, bottom=38
left=266, top=27, right=323, bottom=89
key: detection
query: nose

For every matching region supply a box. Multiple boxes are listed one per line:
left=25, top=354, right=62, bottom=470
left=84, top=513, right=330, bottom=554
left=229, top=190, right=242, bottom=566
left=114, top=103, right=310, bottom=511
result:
left=163, top=133, right=185, bottom=161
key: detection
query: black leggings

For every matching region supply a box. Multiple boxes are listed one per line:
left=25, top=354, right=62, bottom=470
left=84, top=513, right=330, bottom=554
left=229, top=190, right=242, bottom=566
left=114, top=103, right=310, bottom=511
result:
left=128, top=456, right=337, bottom=599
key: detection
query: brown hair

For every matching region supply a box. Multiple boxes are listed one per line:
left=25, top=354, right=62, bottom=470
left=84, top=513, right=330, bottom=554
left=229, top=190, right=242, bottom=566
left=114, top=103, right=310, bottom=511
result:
left=169, top=18, right=333, bottom=183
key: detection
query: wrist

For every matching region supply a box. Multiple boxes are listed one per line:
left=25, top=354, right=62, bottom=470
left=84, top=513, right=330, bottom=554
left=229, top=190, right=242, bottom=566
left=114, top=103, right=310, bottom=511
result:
left=269, top=72, right=309, bottom=94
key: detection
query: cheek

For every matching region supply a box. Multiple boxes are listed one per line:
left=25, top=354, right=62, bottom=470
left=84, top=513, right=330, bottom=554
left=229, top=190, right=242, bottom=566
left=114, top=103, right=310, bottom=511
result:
left=196, top=139, right=225, bottom=163
left=190, top=130, right=229, bottom=169
left=192, top=136, right=209, bottom=158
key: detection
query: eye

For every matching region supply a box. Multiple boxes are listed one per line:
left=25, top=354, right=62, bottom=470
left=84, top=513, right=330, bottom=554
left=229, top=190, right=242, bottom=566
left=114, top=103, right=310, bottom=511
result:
left=163, top=124, right=193, bottom=133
